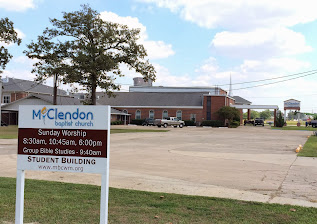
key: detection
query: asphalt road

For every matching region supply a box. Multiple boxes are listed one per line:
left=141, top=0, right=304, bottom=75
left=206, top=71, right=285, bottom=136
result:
left=1, top=125, right=316, bottom=207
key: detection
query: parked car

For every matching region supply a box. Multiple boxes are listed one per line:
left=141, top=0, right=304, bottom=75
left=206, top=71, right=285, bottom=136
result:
left=154, top=117, right=185, bottom=128
left=254, top=118, right=264, bottom=126
left=142, top=118, right=155, bottom=126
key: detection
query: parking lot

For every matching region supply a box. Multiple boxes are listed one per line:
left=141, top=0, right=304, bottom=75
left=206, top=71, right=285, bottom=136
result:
left=1, top=125, right=317, bottom=207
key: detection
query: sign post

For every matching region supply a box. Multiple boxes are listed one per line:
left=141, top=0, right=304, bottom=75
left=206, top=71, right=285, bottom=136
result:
left=15, top=105, right=110, bottom=224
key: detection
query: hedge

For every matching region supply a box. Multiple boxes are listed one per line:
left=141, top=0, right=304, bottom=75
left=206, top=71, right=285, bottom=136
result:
left=201, top=120, right=224, bottom=127
left=111, top=120, right=123, bottom=125
left=229, top=121, right=240, bottom=128
left=184, top=120, right=196, bottom=126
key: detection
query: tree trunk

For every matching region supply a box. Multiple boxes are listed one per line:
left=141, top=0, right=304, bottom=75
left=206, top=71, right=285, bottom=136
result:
left=91, top=73, right=97, bottom=105
left=53, top=73, right=57, bottom=105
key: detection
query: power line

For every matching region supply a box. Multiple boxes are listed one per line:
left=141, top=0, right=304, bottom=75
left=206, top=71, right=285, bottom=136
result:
left=232, top=71, right=317, bottom=91
left=246, top=92, right=317, bottom=98
left=116, top=69, right=317, bottom=89
left=218, top=69, right=317, bottom=87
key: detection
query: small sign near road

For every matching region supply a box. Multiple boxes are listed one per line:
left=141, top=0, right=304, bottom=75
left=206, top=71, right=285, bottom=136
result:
left=15, top=105, right=110, bottom=224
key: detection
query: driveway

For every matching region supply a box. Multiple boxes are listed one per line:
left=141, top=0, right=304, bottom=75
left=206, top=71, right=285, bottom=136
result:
left=1, top=125, right=316, bottom=207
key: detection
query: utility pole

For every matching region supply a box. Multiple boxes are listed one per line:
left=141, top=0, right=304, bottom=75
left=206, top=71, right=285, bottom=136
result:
left=53, top=73, right=57, bottom=105
left=229, top=74, right=233, bottom=97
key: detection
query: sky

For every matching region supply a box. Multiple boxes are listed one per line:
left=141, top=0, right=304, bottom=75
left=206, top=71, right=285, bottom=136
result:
left=1, top=0, right=317, bottom=112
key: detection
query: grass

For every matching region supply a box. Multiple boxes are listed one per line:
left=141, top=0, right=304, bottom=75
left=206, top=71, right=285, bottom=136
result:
left=0, top=125, right=18, bottom=139
left=271, top=126, right=317, bottom=131
left=1, top=177, right=317, bottom=224
left=0, top=126, right=168, bottom=139
left=298, top=136, right=317, bottom=157
left=110, top=129, right=168, bottom=134
left=286, top=121, right=306, bottom=126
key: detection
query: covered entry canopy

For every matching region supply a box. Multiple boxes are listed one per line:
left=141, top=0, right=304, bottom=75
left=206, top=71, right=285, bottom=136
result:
left=231, top=104, right=279, bottom=126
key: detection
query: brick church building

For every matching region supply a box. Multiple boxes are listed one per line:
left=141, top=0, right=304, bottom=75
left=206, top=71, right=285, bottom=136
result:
left=97, top=77, right=249, bottom=125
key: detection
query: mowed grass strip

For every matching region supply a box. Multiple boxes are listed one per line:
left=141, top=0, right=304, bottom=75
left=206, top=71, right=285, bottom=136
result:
left=110, top=129, right=168, bottom=134
left=0, top=126, right=168, bottom=139
left=298, top=136, right=317, bottom=157
left=1, top=177, right=317, bottom=224
left=0, top=125, right=18, bottom=139
left=286, top=121, right=306, bottom=126
left=271, top=126, right=317, bottom=131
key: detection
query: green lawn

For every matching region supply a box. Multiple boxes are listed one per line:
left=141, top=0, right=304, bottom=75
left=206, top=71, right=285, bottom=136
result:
left=0, top=126, right=168, bottom=139
left=0, top=125, right=18, bottom=139
left=1, top=177, right=317, bottom=224
left=298, top=136, right=317, bottom=157
left=271, top=126, right=317, bottom=131
left=110, top=129, right=168, bottom=134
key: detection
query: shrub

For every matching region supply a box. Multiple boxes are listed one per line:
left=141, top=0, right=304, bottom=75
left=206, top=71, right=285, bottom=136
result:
left=217, top=106, right=240, bottom=122
left=184, top=120, right=196, bottom=126
left=201, top=120, right=224, bottom=127
left=230, top=120, right=240, bottom=128
left=275, top=111, right=285, bottom=127
left=111, top=120, right=123, bottom=125
left=130, top=119, right=144, bottom=125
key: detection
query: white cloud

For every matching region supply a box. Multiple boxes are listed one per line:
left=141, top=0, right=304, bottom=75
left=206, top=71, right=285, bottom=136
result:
left=12, top=55, right=38, bottom=67
left=2, top=69, right=35, bottom=80
left=100, top=11, right=174, bottom=60
left=194, top=57, right=218, bottom=74
left=240, top=58, right=311, bottom=73
left=152, top=63, right=192, bottom=86
left=211, top=28, right=312, bottom=59
left=15, top=29, right=26, bottom=39
left=143, top=41, right=174, bottom=60
left=138, top=0, right=317, bottom=30
left=0, top=29, right=26, bottom=47
left=0, top=0, right=35, bottom=11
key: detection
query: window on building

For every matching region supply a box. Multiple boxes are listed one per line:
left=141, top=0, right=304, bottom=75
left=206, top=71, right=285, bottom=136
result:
left=123, top=109, right=128, bottom=114
left=149, top=110, right=154, bottom=118
left=207, top=97, right=211, bottom=107
left=162, top=110, right=168, bottom=119
left=135, top=110, right=141, bottom=119
left=190, top=114, right=196, bottom=122
left=206, top=97, right=211, bottom=120
left=176, top=110, right=182, bottom=120
left=3, top=95, right=10, bottom=104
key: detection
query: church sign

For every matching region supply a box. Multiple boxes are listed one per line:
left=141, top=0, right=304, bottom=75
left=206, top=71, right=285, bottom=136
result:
left=284, top=99, right=300, bottom=111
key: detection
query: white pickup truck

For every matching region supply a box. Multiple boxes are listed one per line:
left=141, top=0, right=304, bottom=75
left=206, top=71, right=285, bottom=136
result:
left=154, top=117, right=185, bottom=128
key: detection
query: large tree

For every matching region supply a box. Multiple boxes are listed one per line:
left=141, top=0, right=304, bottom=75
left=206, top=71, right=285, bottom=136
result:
left=0, top=17, right=22, bottom=73
left=25, top=5, right=156, bottom=105
left=24, top=36, right=70, bottom=105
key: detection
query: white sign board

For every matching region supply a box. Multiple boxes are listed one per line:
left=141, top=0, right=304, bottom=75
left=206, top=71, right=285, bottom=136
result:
left=15, top=105, right=110, bottom=224
left=284, top=99, right=300, bottom=110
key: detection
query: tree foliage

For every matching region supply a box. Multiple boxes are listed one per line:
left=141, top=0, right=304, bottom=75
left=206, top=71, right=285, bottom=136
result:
left=25, top=5, right=156, bottom=105
left=259, top=109, right=271, bottom=120
left=217, top=106, right=240, bottom=127
left=24, top=35, right=70, bottom=104
left=250, top=110, right=259, bottom=119
left=0, top=17, right=21, bottom=73
left=243, top=110, right=260, bottom=119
